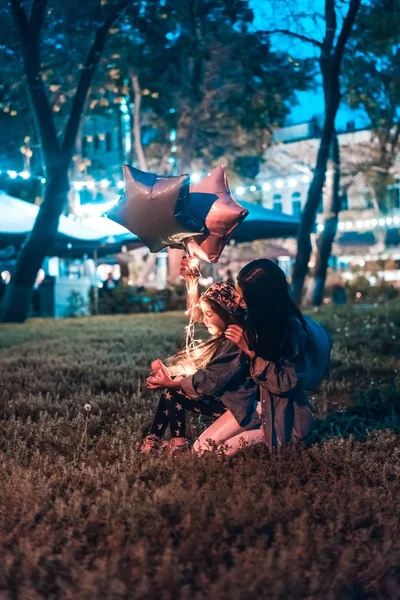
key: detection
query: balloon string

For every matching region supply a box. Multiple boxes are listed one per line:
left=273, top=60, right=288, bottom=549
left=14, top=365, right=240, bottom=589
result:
left=185, top=277, right=199, bottom=360
left=182, top=243, right=201, bottom=364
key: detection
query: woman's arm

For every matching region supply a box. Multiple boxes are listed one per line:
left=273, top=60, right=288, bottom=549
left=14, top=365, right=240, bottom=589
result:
left=249, top=356, right=303, bottom=395
left=225, top=325, right=306, bottom=395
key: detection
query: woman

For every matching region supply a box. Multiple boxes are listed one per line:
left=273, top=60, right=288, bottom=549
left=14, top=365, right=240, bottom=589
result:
left=181, top=258, right=320, bottom=454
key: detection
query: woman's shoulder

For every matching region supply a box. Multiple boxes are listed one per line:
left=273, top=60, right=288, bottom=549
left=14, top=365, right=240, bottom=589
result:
left=284, top=316, right=307, bottom=359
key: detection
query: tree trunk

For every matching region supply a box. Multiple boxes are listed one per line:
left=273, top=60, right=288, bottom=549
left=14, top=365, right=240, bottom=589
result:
left=311, top=132, right=341, bottom=306
left=130, top=74, right=148, bottom=171
left=1, top=0, right=129, bottom=322
left=291, top=0, right=361, bottom=305
left=0, top=164, right=69, bottom=322
left=371, top=169, right=391, bottom=213
left=291, top=106, right=339, bottom=304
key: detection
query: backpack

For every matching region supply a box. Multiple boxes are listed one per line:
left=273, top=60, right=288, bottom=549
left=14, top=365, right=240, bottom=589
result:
left=302, top=315, right=333, bottom=392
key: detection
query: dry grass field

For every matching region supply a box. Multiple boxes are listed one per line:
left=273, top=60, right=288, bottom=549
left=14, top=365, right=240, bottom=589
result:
left=0, top=306, right=399, bottom=599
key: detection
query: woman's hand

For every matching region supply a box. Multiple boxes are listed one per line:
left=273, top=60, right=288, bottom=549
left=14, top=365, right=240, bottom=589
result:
left=225, top=325, right=255, bottom=358
left=179, top=256, right=201, bottom=283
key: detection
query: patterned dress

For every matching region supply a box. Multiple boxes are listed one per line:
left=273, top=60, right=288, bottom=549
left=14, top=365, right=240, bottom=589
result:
left=149, top=338, right=258, bottom=439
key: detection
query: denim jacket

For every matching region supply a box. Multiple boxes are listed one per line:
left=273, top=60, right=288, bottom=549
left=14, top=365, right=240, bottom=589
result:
left=250, top=317, right=314, bottom=451
left=180, top=338, right=259, bottom=427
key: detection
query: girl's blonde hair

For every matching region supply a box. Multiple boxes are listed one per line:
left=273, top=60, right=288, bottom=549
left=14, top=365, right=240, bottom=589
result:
left=167, top=298, right=243, bottom=373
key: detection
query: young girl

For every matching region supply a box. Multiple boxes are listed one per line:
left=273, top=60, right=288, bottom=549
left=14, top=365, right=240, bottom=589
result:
left=142, top=282, right=259, bottom=456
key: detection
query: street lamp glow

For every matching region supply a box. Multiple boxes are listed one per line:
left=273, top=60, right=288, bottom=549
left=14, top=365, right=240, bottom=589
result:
left=317, top=223, right=324, bottom=232
left=235, top=186, right=245, bottom=196
left=356, top=220, right=363, bottom=228
left=41, top=177, right=46, bottom=184
left=288, top=178, right=297, bottom=188
left=7, top=170, right=17, bottom=179
left=20, top=170, right=30, bottom=179
left=345, top=221, right=352, bottom=229
left=249, top=185, right=257, bottom=192
left=190, top=173, right=201, bottom=183
left=378, top=218, right=385, bottom=226
left=87, top=181, right=95, bottom=190
left=100, top=179, right=110, bottom=189
left=262, top=182, right=271, bottom=191
left=74, top=181, right=84, bottom=191
left=117, top=180, right=125, bottom=189
left=301, top=175, right=311, bottom=183
left=371, top=218, right=378, bottom=227
left=385, top=217, right=393, bottom=226
left=338, top=222, right=345, bottom=231
left=275, top=179, right=284, bottom=189
left=393, top=216, right=400, bottom=225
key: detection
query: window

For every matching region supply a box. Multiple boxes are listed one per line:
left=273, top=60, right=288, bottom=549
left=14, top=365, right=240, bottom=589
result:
left=291, top=191, right=302, bottom=215
left=387, top=186, right=400, bottom=210
left=94, top=134, right=100, bottom=152
left=362, top=190, right=373, bottom=210
left=106, top=132, right=112, bottom=153
left=273, top=193, right=282, bottom=213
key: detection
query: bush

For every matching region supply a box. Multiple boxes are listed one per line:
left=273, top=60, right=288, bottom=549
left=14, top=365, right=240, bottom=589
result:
left=98, top=283, right=170, bottom=314
left=346, top=276, right=399, bottom=304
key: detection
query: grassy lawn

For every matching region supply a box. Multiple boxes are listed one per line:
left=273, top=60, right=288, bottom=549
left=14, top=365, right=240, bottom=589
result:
left=0, top=306, right=399, bottom=599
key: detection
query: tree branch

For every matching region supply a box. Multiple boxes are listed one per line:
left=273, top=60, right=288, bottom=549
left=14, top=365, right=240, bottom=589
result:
left=263, top=29, right=322, bottom=48
left=10, top=0, right=59, bottom=162
left=62, top=0, right=130, bottom=157
left=322, top=0, right=336, bottom=56
left=29, top=0, right=47, bottom=41
left=10, top=0, right=29, bottom=42
left=333, top=0, right=362, bottom=67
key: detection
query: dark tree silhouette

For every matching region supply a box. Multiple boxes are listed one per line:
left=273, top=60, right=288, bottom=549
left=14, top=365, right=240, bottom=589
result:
left=0, top=0, right=131, bottom=322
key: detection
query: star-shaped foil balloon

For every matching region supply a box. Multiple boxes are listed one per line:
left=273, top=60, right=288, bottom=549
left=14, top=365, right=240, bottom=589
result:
left=107, top=165, right=205, bottom=253
left=183, top=165, right=248, bottom=263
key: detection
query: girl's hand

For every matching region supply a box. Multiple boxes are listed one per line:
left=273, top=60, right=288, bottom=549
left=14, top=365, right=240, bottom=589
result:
left=225, top=325, right=255, bottom=358
left=151, top=359, right=167, bottom=374
left=147, top=360, right=171, bottom=389
left=179, top=256, right=200, bottom=283
left=146, top=369, right=174, bottom=389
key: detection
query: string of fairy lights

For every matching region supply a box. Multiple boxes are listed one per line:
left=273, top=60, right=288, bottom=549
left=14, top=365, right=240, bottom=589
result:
left=1, top=168, right=399, bottom=233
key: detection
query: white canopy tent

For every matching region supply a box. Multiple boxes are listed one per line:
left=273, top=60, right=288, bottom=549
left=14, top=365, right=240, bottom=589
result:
left=0, top=191, right=139, bottom=256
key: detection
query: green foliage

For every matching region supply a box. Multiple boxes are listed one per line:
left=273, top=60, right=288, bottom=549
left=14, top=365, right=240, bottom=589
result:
left=343, top=0, right=400, bottom=209
left=0, top=307, right=399, bottom=596
left=345, top=277, right=399, bottom=304
left=66, top=290, right=88, bottom=317
left=121, top=0, right=314, bottom=171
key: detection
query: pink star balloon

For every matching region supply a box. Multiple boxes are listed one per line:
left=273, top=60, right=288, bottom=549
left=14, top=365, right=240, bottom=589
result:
left=183, top=165, right=248, bottom=263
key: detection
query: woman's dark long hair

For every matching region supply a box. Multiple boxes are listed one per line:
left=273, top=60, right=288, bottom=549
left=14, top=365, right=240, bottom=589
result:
left=237, top=259, right=304, bottom=361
